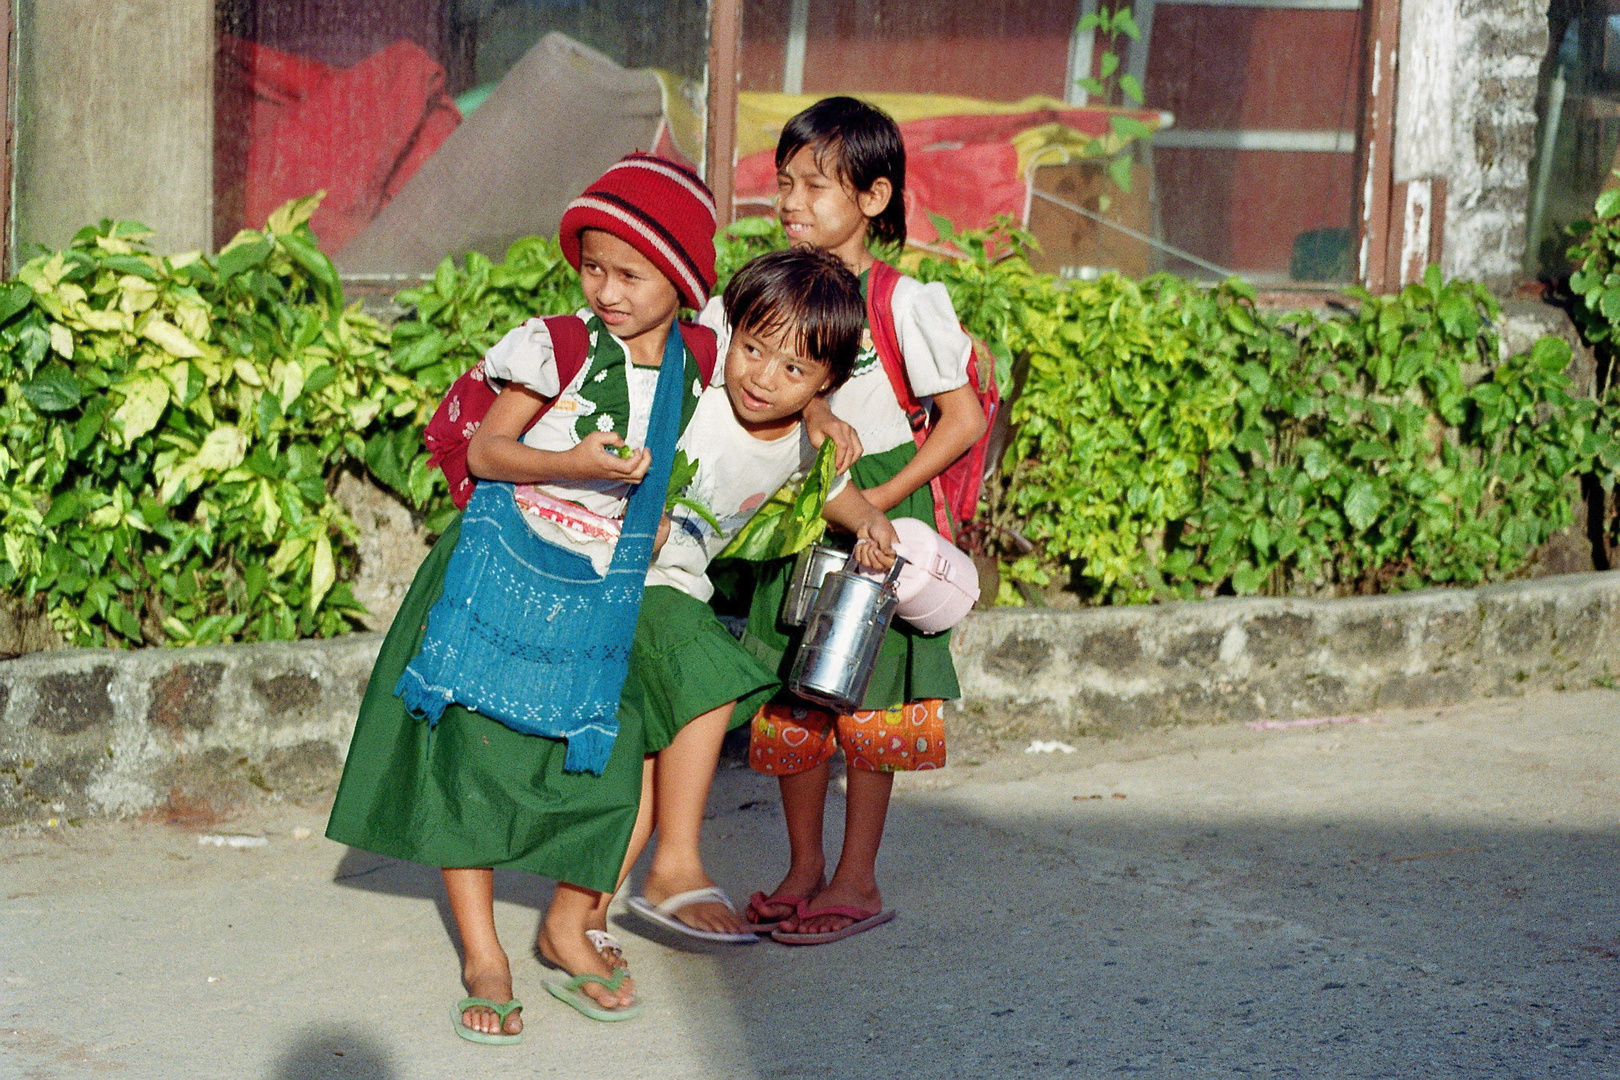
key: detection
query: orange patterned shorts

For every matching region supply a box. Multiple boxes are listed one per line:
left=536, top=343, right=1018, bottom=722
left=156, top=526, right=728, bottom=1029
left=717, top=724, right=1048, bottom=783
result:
left=749, top=699, right=947, bottom=775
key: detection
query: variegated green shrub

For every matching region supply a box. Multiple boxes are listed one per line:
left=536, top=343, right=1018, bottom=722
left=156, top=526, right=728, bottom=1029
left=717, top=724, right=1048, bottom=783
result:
left=0, top=198, right=424, bottom=646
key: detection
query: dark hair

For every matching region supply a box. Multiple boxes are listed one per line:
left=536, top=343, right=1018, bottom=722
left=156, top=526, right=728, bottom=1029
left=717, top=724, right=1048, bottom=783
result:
left=776, top=96, right=907, bottom=251
left=722, top=248, right=864, bottom=390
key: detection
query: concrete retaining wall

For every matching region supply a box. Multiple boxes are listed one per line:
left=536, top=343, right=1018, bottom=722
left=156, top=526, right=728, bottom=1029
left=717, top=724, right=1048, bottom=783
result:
left=0, top=636, right=381, bottom=826
left=953, top=571, right=1620, bottom=739
left=5, top=571, right=1620, bottom=826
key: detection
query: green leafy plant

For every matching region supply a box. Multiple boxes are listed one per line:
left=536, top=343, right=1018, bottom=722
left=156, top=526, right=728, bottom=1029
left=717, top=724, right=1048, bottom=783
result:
left=6, top=204, right=1609, bottom=651
left=1566, top=184, right=1620, bottom=350
left=1077, top=4, right=1144, bottom=108
left=1183, top=270, right=1598, bottom=597
left=1560, top=181, right=1620, bottom=557
left=994, top=270, right=1251, bottom=600
left=718, top=438, right=837, bottom=561
left=383, top=237, right=585, bottom=530
left=0, top=197, right=413, bottom=646
left=990, top=254, right=1610, bottom=602
left=1073, top=4, right=1155, bottom=193
left=908, top=213, right=1038, bottom=390
left=666, top=448, right=720, bottom=532
left=715, top=215, right=787, bottom=288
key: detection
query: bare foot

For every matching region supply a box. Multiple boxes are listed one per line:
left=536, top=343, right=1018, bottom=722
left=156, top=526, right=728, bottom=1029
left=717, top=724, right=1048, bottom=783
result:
left=545, top=921, right=629, bottom=973
left=750, top=866, right=827, bottom=927
left=460, top=957, right=523, bottom=1037
left=538, top=918, right=635, bottom=1010
left=783, top=879, right=881, bottom=936
left=641, top=873, right=750, bottom=936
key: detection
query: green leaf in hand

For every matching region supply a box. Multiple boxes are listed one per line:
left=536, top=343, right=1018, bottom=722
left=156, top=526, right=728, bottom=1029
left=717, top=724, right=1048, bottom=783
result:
left=664, top=449, right=720, bottom=532
left=717, top=438, right=837, bottom=561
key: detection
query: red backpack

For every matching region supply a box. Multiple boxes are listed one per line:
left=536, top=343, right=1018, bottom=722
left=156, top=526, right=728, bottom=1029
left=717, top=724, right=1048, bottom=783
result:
left=425, top=315, right=718, bottom=509
left=866, top=259, right=1002, bottom=543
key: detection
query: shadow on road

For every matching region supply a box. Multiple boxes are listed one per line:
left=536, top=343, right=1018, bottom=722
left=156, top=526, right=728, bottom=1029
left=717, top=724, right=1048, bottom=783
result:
left=269, top=1028, right=399, bottom=1080
left=318, top=724, right=1619, bottom=1077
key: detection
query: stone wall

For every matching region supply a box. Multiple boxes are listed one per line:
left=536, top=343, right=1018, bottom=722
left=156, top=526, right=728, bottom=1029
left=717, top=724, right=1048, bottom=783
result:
left=1434, top=0, right=1550, bottom=287
left=952, top=571, right=1620, bottom=741
left=5, top=571, right=1620, bottom=827
left=0, top=636, right=378, bottom=825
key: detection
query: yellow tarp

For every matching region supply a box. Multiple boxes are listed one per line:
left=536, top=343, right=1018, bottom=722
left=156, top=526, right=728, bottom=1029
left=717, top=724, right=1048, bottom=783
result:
left=735, top=91, right=1170, bottom=177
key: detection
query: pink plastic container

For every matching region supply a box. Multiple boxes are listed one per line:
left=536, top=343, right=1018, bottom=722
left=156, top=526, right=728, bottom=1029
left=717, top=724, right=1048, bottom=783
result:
left=889, top=517, right=980, bottom=633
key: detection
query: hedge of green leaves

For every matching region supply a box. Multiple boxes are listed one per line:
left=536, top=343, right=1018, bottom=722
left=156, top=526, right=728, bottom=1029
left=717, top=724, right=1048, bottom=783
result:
left=0, top=198, right=420, bottom=646
left=2, top=203, right=1614, bottom=647
left=925, top=219, right=1615, bottom=603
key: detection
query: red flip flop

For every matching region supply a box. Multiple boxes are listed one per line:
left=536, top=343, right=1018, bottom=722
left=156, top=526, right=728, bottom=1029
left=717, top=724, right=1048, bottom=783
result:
left=769, top=905, right=896, bottom=945
left=744, top=891, right=808, bottom=933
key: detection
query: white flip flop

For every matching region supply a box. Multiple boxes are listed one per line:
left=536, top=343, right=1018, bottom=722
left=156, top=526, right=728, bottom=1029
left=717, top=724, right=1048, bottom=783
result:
left=626, top=886, right=760, bottom=943
left=586, top=928, right=628, bottom=970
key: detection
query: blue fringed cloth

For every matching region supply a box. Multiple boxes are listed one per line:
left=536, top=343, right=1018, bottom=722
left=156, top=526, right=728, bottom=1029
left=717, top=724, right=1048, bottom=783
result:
left=395, top=325, right=685, bottom=774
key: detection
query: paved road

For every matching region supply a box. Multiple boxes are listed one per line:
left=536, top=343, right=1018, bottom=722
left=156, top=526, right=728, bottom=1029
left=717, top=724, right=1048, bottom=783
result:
left=3, top=690, right=1617, bottom=1079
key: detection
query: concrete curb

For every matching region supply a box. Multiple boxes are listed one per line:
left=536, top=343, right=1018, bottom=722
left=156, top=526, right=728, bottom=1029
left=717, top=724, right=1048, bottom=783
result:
left=5, top=571, right=1620, bottom=825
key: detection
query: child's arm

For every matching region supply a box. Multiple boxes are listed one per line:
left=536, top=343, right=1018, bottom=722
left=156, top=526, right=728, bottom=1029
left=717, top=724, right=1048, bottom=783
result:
left=801, top=396, right=864, bottom=474
left=822, top=483, right=899, bottom=571
left=466, top=384, right=653, bottom=484
left=860, top=383, right=987, bottom=513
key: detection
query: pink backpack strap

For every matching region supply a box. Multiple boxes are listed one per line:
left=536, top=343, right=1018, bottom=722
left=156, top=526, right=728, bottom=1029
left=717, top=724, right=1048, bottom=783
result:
left=676, top=321, right=718, bottom=385
left=866, top=260, right=929, bottom=437
left=539, top=314, right=591, bottom=390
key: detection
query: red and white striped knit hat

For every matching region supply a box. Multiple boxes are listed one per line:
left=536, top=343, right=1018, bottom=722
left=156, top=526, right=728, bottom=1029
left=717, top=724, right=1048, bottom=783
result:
left=558, top=153, right=718, bottom=310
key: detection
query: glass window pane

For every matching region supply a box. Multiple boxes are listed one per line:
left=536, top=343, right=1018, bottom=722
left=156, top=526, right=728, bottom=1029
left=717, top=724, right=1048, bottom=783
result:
left=1526, top=0, right=1618, bottom=277
left=1147, top=4, right=1363, bottom=284
left=215, top=0, right=708, bottom=275
left=11, top=1, right=709, bottom=273
left=736, top=0, right=1365, bottom=286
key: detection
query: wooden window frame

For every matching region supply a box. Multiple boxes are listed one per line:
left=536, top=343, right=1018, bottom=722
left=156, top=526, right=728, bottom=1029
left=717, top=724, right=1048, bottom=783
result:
left=0, top=2, right=11, bottom=272
left=1356, top=0, right=1400, bottom=292
left=706, top=0, right=741, bottom=228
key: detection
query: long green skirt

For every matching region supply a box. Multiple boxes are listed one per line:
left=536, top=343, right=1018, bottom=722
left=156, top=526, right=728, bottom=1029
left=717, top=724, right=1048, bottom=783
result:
left=624, top=585, right=779, bottom=752
left=737, top=442, right=962, bottom=711
left=326, top=519, right=777, bottom=892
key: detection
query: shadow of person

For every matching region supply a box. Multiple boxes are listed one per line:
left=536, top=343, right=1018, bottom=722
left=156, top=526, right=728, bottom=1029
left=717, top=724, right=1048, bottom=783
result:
left=268, top=1027, right=398, bottom=1080
left=330, top=845, right=570, bottom=977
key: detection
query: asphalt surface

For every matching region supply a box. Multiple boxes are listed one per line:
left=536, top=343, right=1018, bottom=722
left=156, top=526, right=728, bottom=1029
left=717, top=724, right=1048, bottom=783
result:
left=3, top=690, right=1617, bottom=1079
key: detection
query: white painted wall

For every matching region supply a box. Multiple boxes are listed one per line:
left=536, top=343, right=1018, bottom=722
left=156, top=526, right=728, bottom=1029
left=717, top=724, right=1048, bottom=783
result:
left=1394, top=0, right=1455, bottom=181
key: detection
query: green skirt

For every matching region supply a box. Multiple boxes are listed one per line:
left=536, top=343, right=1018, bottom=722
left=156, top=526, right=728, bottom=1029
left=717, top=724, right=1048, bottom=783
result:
left=325, top=520, right=775, bottom=892
left=737, top=442, right=961, bottom=711
left=622, top=585, right=779, bottom=753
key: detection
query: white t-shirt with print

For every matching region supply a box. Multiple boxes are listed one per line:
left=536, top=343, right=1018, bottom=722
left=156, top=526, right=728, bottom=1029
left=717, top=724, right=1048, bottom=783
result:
left=648, top=386, right=848, bottom=602
left=697, top=272, right=973, bottom=455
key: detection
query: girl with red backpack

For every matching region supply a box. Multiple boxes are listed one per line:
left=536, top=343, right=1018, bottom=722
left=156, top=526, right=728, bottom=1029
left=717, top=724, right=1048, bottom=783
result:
left=723, top=97, right=989, bottom=944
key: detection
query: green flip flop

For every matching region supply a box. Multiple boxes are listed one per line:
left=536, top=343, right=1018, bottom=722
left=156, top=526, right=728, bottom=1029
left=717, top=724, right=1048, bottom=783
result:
left=452, top=996, right=524, bottom=1044
left=544, top=969, right=642, bottom=1022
